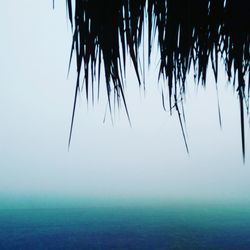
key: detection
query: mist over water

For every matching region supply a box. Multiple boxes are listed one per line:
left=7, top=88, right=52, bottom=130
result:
left=1, top=0, right=250, bottom=208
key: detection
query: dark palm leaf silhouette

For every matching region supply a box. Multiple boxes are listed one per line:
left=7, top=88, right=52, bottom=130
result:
left=65, top=0, right=250, bottom=159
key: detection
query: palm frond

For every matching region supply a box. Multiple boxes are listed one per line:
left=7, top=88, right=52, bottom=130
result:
left=66, top=0, right=250, bottom=157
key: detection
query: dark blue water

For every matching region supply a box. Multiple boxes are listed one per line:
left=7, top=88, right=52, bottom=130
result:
left=1, top=203, right=250, bottom=249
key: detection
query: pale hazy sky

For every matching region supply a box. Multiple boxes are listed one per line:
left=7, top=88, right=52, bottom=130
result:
left=0, top=1, right=249, bottom=207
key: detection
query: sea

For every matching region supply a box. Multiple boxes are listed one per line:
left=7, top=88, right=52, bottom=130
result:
left=1, top=201, right=250, bottom=249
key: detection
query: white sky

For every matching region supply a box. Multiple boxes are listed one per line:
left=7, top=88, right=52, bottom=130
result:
left=0, top=1, right=249, bottom=206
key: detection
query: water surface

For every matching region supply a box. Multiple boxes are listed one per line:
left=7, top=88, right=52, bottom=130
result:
left=0, top=203, right=250, bottom=249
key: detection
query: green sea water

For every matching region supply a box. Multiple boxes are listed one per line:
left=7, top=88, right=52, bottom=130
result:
left=0, top=199, right=250, bottom=249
